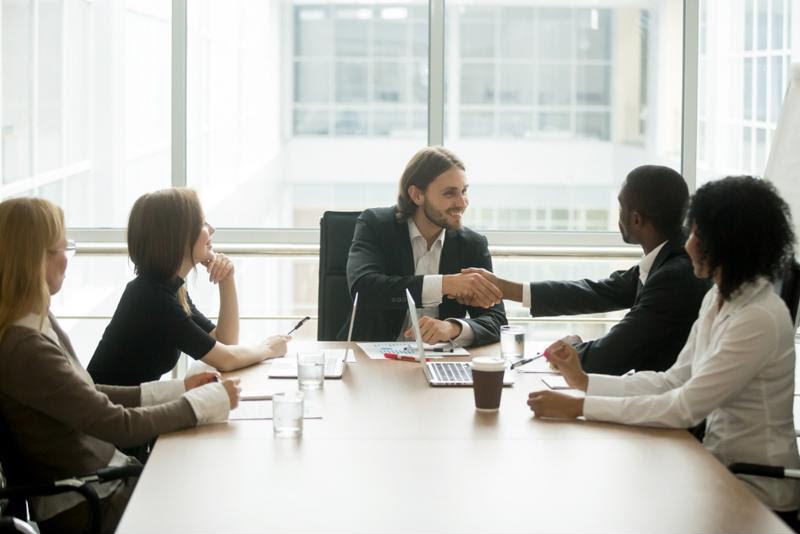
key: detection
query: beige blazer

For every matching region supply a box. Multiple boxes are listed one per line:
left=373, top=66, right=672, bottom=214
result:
left=0, top=313, right=195, bottom=482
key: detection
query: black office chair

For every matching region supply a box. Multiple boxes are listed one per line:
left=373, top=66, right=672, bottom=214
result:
left=776, top=258, right=800, bottom=330
left=317, top=211, right=360, bottom=341
left=0, top=415, right=142, bottom=534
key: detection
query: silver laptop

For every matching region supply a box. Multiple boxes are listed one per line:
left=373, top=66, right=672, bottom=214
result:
left=269, top=293, right=358, bottom=379
left=404, top=289, right=514, bottom=387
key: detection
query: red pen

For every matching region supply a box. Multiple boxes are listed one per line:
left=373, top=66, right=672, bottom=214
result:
left=384, top=353, right=418, bottom=362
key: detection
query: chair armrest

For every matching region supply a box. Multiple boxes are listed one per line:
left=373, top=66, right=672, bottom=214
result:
left=729, top=463, right=786, bottom=478
left=82, top=464, right=143, bottom=484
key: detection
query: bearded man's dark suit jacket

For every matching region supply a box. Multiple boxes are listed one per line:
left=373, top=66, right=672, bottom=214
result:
left=342, top=206, right=507, bottom=345
left=531, top=237, right=710, bottom=375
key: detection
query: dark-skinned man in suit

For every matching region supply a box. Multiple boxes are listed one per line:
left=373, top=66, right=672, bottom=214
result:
left=463, top=165, right=710, bottom=374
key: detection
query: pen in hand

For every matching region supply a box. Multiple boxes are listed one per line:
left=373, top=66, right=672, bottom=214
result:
left=510, top=353, right=544, bottom=370
left=286, top=316, right=310, bottom=336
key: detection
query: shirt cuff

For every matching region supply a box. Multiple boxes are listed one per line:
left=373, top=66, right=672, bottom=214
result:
left=522, top=283, right=532, bottom=308
left=582, top=396, right=624, bottom=423
left=140, top=379, right=186, bottom=406
left=446, top=319, right=474, bottom=347
left=183, top=382, right=230, bottom=425
left=586, top=373, right=626, bottom=397
left=422, top=275, right=444, bottom=307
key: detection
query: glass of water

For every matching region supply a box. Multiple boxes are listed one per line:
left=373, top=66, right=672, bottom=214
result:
left=297, top=351, right=325, bottom=390
left=272, top=391, right=304, bottom=437
left=500, top=325, right=525, bottom=363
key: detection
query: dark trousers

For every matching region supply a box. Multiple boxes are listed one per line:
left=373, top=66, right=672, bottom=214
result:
left=776, top=510, right=800, bottom=533
left=37, top=476, right=138, bottom=534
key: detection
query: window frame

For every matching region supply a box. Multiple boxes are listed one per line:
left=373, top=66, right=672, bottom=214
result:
left=57, top=0, right=698, bottom=248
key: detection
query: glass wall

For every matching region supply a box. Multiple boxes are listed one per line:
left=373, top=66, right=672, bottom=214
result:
left=697, top=0, right=796, bottom=182
left=187, top=0, right=429, bottom=229
left=446, top=1, right=684, bottom=233
left=0, top=0, right=172, bottom=227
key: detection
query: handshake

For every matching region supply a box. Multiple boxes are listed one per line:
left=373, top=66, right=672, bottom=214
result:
left=443, top=268, right=505, bottom=308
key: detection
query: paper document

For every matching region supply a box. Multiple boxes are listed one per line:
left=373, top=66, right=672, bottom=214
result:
left=268, top=349, right=348, bottom=378
left=515, top=356, right=556, bottom=374
left=542, top=376, right=571, bottom=390
left=229, top=400, right=324, bottom=421
left=240, top=390, right=274, bottom=401
left=357, top=342, right=470, bottom=360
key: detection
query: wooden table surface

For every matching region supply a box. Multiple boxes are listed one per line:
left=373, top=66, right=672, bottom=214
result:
left=117, top=342, right=790, bottom=533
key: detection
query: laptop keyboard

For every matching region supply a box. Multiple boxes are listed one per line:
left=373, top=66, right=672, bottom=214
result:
left=429, top=361, right=472, bottom=383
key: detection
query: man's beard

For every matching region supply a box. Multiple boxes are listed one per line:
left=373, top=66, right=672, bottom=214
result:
left=423, top=200, right=463, bottom=231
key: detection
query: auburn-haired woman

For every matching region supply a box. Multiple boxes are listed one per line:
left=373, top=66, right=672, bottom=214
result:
left=529, top=176, right=800, bottom=520
left=0, top=198, right=239, bottom=533
left=88, top=188, right=289, bottom=386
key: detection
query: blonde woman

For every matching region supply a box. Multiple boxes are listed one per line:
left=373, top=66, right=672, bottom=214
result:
left=87, top=188, right=289, bottom=386
left=0, top=198, right=240, bottom=533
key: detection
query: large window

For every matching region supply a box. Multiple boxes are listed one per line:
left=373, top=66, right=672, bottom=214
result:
left=447, top=2, right=684, bottom=233
left=187, top=1, right=429, bottom=229
left=1, top=0, right=172, bottom=227
left=697, top=0, right=796, bottom=182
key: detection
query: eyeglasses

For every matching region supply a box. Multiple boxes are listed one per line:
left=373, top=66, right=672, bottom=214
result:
left=65, top=239, right=77, bottom=258
left=49, top=239, right=77, bottom=258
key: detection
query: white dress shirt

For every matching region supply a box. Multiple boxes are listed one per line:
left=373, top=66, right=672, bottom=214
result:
left=583, top=278, right=800, bottom=511
left=398, top=218, right=474, bottom=346
left=521, top=241, right=667, bottom=308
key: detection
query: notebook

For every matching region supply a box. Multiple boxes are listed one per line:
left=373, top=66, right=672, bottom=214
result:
left=268, top=293, right=359, bottom=379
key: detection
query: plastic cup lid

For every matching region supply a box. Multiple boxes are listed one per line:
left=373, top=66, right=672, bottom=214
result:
left=471, top=356, right=505, bottom=372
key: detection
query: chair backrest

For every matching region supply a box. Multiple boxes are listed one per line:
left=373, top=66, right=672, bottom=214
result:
left=317, top=211, right=360, bottom=341
left=0, top=416, right=29, bottom=520
left=777, top=259, right=800, bottom=332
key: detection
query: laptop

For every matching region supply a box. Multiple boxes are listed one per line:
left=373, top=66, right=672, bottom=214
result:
left=269, top=293, right=359, bottom=379
left=404, top=289, right=514, bottom=387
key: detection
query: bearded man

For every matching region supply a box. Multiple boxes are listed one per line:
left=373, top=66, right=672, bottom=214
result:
left=342, top=146, right=507, bottom=346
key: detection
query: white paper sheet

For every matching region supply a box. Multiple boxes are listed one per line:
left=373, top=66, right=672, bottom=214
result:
left=542, top=375, right=571, bottom=390
left=357, top=341, right=470, bottom=360
left=229, top=400, right=324, bottom=421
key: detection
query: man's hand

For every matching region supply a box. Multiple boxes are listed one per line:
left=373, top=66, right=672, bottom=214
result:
left=262, top=335, right=291, bottom=360
left=527, top=390, right=584, bottom=419
left=184, top=371, right=221, bottom=391
left=203, top=252, right=235, bottom=285
left=442, top=271, right=502, bottom=309
left=544, top=339, right=589, bottom=391
left=404, top=316, right=461, bottom=344
left=460, top=267, right=523, bottom=304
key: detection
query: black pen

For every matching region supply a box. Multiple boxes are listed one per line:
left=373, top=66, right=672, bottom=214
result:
left=286, top=316, right=310, bottom=336
left=432, top=339, right=456, bottom=353
left=510, top=353, right=543, bottom=370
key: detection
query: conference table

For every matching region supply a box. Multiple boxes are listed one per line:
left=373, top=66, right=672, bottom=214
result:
left=117, top=341, right=791, bottom=533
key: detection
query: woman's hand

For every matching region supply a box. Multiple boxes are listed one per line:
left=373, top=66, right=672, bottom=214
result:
left=203, top=252, right=235, bottom=285
left=263, top=335, right=291, bottom=359
left=222, top=377, right=241, bottom=410
left=527, top=390, right=584, bottom=419
left=544, top=339, right=589, bottom=392
left=184, top=371, right=220, bottom=390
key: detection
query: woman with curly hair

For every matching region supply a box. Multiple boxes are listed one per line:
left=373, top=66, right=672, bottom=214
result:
left=528, top=176, right=800, bottom=518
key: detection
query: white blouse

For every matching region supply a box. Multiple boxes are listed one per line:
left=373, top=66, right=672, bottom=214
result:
left=583, top=277, right=800, bottom=511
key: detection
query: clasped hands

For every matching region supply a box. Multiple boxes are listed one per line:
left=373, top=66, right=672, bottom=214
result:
left=442, top=268, right=503, bottom=308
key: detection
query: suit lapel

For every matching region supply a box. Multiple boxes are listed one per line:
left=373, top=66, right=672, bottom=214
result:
left=439, top=229, right=461, bottom=275
left=650, top=238, right=682, bottom=274
left=398, top=219, right=415, bottom=275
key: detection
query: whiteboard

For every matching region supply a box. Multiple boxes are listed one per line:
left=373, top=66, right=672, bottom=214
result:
left=764, top=63, right=800, bottom=238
